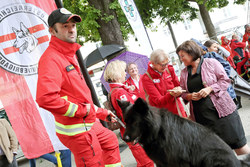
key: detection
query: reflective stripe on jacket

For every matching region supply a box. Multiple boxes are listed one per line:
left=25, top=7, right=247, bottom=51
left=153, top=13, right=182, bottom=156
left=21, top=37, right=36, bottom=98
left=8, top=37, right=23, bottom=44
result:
left=36, top=36, right=102, bottom=130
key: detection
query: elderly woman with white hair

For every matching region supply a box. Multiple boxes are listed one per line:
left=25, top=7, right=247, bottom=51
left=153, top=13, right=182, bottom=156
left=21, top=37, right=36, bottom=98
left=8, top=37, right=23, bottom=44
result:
left=104, top=60, right=154, bottom=167
left=124, top=62, right=146, bottom=100
left=141, top=49, right=187, bottom=117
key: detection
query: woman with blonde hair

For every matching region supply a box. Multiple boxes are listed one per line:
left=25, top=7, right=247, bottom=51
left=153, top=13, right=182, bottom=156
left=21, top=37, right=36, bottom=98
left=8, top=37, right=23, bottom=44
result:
left=141, top=49, right=187, bottom=117
left=104, top=60, right=154, bottom=167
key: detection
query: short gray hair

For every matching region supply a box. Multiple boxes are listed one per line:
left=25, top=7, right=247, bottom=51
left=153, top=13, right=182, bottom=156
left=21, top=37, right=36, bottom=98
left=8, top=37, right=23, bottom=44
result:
left=150, top=49, right=169, bottom=64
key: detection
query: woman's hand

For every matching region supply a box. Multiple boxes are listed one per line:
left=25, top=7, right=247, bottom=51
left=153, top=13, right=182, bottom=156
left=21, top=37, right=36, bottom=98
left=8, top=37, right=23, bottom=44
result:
left=169, top=86, right=183, bottom=97
left=129, top=85, right=135, bottom=91
left=198, top=87, right=213, bottom=98
left=186, top=92, right=202, bottom=101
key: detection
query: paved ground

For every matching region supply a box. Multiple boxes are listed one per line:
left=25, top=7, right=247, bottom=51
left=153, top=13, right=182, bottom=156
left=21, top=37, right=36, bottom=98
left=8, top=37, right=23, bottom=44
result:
left=17, top=96, right=250, bottom=167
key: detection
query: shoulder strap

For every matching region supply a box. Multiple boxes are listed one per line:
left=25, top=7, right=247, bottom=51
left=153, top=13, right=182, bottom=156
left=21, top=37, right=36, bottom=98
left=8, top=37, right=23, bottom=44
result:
left=108, top=87, right=119, bottom=110
left=145, top=71, right=153, bottom=81
left=144, top=72, right=153, bottom=103
left=165, top=65, right=171, bottom=75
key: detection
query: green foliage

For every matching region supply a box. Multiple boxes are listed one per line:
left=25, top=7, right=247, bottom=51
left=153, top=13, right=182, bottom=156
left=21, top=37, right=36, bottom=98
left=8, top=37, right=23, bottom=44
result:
left=63, top=0, right=131, bottom=45
left=63, top=0, right=101, bottom=45
left=63, top=0, right=247, bottom=44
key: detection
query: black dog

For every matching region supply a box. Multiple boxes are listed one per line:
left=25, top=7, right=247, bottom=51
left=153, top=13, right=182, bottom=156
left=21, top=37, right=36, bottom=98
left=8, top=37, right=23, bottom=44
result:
left=118, top=98, right=250, bottom=167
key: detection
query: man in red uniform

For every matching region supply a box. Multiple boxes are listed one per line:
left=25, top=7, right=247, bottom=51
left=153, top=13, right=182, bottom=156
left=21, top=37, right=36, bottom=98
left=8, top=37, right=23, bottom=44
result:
left=36, top=8, right=121, bottom=167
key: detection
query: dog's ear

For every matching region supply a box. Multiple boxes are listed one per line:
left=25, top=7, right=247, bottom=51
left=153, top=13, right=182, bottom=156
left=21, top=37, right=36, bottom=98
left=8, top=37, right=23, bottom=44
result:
left=133, top=98, right=149, bottom=115
left=20, top=22, right=29, bottom=35
left=117, top=99, right=131, bottom=112
left=12, top=27, right=18, bottom=34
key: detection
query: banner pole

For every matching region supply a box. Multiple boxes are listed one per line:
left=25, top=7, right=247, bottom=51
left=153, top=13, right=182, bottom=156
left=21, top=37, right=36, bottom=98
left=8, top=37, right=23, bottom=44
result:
left=134, top=2, right=154, bottom=51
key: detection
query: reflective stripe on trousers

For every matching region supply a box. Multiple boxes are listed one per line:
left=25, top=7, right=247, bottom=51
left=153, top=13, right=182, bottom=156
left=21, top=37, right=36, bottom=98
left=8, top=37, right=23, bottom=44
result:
left=55, top=121, right=94, bottom=136
left=105, top=162, right=122, bottom=167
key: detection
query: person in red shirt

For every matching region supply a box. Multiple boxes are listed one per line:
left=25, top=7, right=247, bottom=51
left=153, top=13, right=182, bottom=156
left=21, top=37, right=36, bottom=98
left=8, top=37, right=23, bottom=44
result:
left=221, top=36, right=236, bottom=69
left=230, top=34, right=246, bottom=59
left=242, top=24, right=250, bottom=43
left=233, top=50, right=250, bottom=81
left=141, top=49, right=187, bottom=118
left=36, top=8, right=121, bottom=167
left=104, top=60, right=154, bottom=167
left=124, top=63, right=146, bottom=100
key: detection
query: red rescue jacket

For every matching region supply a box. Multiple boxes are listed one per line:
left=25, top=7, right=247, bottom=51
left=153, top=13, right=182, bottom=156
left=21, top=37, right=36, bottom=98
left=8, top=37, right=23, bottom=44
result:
left=243, top=32, right=250, bottom=43
left=230, top=39, right=246, bottom=59
left=141, top=63, right=186, bottom=117
left=109, top=83, right=137, bottom=136
left=124, top=75, right=146, bottom=100
left=221, top=36, right=236, bottom=69
left=36, top=36, right=108, bottom=136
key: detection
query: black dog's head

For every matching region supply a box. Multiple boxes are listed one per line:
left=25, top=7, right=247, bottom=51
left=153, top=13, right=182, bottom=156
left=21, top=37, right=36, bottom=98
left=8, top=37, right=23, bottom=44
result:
left=117, top=98, right=151, bottom=142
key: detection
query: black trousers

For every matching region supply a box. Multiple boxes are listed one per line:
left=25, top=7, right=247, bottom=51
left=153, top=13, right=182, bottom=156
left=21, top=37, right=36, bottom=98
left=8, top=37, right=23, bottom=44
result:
left=0, top=155, right=18, bottom=167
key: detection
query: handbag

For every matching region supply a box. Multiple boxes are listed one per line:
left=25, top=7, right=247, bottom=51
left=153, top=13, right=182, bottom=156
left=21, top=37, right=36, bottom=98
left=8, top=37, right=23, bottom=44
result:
left=103, top=88, right=122, bottom=131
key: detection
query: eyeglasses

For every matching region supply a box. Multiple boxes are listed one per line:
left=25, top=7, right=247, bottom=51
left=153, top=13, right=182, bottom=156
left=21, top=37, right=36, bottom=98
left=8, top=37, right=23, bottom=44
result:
left=157, top=62, right=169, bottom=68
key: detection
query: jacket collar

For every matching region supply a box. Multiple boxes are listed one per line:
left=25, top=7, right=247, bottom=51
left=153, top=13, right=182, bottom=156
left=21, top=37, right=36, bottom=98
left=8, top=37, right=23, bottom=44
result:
left=187, top=57, right=204, bottom=75
left=50, top=36, right=81, bottom=57
left=110, top=83, right=131, bottom=92
left=147, top=62, right=164, bottom=78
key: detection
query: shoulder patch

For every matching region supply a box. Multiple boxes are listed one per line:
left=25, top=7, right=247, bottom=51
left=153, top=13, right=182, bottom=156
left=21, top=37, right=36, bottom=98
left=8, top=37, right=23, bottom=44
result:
left=66, top=65, right=75, bottom=72
left=119, top=95, right=128, bottom=101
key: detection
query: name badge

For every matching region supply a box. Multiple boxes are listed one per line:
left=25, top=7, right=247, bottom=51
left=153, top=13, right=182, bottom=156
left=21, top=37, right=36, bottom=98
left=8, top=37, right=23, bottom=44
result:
left=66, top=65, right=75, bottom=72
left=153, top=79, right=160, bottom=83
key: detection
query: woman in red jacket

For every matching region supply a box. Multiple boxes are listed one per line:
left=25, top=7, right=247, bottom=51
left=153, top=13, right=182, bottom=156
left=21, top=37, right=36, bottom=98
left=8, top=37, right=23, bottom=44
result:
left=141, top=49, right=187, bottom=117
left=104, top=60, right=154, bottom=167
left=124, top=63, right=146, bottom=100
left=242, top=24, right=250, bottom=43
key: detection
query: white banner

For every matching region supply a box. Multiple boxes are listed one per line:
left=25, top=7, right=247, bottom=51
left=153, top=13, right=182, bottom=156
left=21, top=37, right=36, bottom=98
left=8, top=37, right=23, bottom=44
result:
left=119, top=0, right=153, bottom=55
left=0, top=0, right=66, bottom=158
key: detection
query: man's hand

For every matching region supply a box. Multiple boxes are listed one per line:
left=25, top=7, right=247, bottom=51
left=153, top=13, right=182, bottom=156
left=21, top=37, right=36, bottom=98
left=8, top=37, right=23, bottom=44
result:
left=107, top=110, right=118, bottom=122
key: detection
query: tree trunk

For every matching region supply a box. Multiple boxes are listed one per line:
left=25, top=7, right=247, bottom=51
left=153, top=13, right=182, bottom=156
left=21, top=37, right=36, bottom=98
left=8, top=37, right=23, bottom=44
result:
left=87, top=0, right=125, bottom=46
left=198, top=3, right=218, bottom=41
left=167, top=21, right=178, bottom=48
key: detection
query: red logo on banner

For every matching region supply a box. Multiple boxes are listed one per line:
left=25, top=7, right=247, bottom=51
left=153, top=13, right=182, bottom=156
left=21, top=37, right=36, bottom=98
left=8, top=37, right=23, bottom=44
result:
left=0, top=3, right=50, bottom=75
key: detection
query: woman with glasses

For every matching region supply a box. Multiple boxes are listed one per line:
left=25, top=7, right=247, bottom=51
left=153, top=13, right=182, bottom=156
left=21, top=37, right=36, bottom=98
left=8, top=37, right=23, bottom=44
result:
left=141, top=49, right=187, bottom=117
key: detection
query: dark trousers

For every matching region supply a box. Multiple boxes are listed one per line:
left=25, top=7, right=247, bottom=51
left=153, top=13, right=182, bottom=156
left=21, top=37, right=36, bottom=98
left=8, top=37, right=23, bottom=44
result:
left=0, top=155, right=18, bottom=167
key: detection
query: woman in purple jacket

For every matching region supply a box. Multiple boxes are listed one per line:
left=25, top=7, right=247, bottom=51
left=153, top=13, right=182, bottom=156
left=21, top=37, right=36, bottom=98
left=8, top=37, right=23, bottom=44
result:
left=176, top=40, right=250, bottom=155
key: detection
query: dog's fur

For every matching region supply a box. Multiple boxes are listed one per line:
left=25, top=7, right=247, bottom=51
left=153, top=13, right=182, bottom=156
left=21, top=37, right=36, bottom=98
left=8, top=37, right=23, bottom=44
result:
left=12, top=22, right=38, bottom=54
left=118, top=98, right=250, bottom=167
